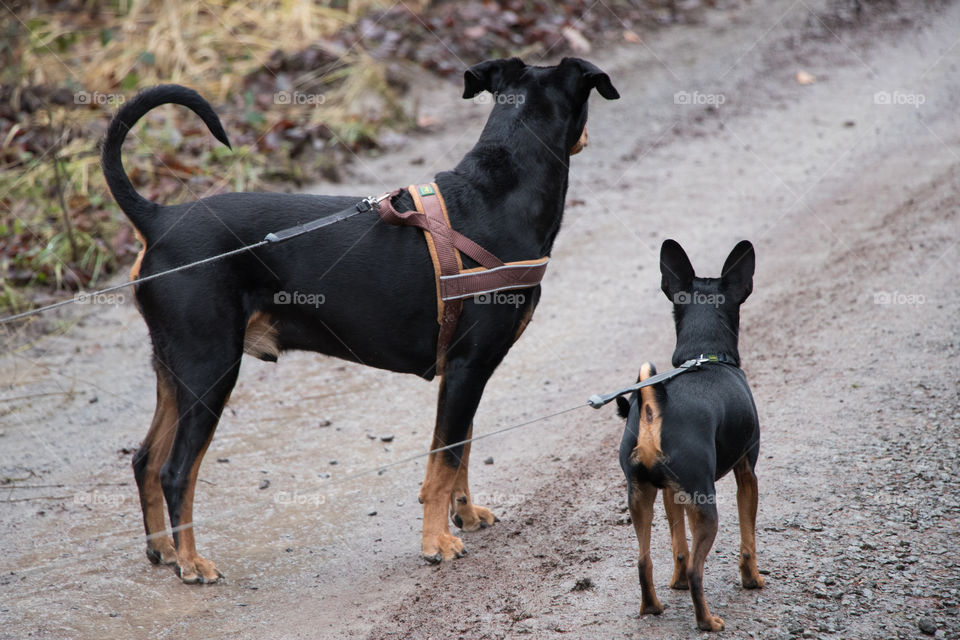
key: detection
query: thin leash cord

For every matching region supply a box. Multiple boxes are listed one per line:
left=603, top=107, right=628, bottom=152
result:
left=145, top=401, right=591, bottom=541
left=0, top=240, right=270, bottom=325
left=7, top=399, right=594, bottom=580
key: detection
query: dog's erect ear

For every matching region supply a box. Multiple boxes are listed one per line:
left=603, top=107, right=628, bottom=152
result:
left=560, top=57, right=620, bottom=100
left=616, top=396, right=631, bottom=419
left=721, top=240, right=755, bottom=304
left=660, top=239, right=695, bottom=301
left=462, top=58, right=526, bottom=99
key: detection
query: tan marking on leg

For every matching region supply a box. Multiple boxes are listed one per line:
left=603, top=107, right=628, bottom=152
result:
left=631, top=363, right=663, bottom=468
left=173, top=406, right=224, bottom=584
left=243, top=311, right=279, bottom=361
left=662, top=486, right=690, bottom=589
left=140, top=372, right=177, bottom=565
left=628, top=481, right=663, bottom=615
left=419, top=453, right=464, bottom=562
left=734, top=458, right=764, bottom=589
left=450, top=425, right=497, bottom=532
left=685, top=506, right=724, bottom=632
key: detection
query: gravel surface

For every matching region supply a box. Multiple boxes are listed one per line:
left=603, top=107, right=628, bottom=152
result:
left=1, top=1, right=958, bottom=638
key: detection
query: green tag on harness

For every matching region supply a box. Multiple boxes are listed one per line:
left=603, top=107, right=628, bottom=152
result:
left=418, top=184, right=436, bottom=197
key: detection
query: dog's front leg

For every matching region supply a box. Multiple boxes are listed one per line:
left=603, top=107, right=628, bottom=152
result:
left=450, top=424, right=498, bottom=531
left=420, top=365, right=491, bottom=562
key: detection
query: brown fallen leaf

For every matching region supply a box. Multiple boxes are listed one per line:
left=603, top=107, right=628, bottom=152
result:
left=562, top=26, right=591, bottom=54
left=796, top=70, right=816, bottom=85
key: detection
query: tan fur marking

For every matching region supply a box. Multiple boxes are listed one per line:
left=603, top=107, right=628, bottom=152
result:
left=140, top=372, right=178, bottom=564
left=174, top=423, right=222, bottom=583
left=129, top=230, right=147, bottom=282
left=631, top=362, right=663, bottom=468
left=512, top=304, right=536, bottom=344
left=243, top=311, right=280, bottom=360
left=450, top=424, right=497, bottom=531
left=570, top=125, right=588, bottom=155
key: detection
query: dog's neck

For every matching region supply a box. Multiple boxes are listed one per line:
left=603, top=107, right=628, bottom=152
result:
left=448, top=104, right=576, bottom=256
left=671, top=303, right=742, bottom=368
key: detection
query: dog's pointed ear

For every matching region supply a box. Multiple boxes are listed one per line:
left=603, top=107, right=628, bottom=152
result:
left=615, top=396, right=631, bottom=419
left=463, top=58, right=525, bottom=99
left=560, top=57, right=620, bottom=100
left=660, top=239, right=695, bottom=302
left=721, top=240, right=755, bottom=304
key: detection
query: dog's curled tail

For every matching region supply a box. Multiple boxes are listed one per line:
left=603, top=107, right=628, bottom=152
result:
left=631, top=362, right=664, bottom=468
left=101, top=84, right=231, bottom=236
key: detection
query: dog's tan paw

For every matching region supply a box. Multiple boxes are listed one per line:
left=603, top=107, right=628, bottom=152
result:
left=741, top=573, right=765, bottom=589
left=177, top=555, right=224, bottom=584
left=146, top=536, right=177, bottom=566
left=421, top=532, right=466, bottom=563
left=640, top=600, right=664, bottom=616
left=451, top=501, right=498, bottom=532
left=697, top=615, right=725, bottom=632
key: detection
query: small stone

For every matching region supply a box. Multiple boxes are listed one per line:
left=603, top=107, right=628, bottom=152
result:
left=329, top=460, right=338, bottom=465
left=918, top=617, right=936, bottom=635
left=318, top=419, right=332, bottom=427
left=484, top=457, right=495, bottom=465
left=259, top=479, right=270, bottom=490
left=571, top=577, right=593, bottom=591
left=366, top=433, right=377, bottom=440
left=216, top=458, right=230, bottom=463
left=380, top=434, right=394, bottom=442
left=367, top=509, right=377, bottom=516
left=285, top=547, right=293, bottom=553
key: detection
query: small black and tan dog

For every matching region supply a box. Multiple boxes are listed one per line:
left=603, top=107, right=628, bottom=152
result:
left=616, top=239, right=763, bottom=631
left=102, top=57, right=618, bottom=583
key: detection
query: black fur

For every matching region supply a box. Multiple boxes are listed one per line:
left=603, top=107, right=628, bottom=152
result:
left=618, top=239, right=761, bottom=630
left=104, top=58, right=619, bottom=570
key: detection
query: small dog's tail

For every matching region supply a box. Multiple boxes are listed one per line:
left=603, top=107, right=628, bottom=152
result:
left=101, top=84, right=231, bottom=238
left=631, top=362, right=664, bottom=468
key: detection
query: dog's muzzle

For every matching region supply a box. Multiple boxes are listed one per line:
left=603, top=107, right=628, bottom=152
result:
left=570, top=126, right=588, bottom=155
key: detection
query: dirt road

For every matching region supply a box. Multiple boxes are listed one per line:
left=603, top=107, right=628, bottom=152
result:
left=2, top=1, right=958, bottom=638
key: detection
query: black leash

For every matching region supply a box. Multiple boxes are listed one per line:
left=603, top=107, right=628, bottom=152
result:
left=0, top=196, right=386, bottom=325
left=587, top=354, right=735, bottom=408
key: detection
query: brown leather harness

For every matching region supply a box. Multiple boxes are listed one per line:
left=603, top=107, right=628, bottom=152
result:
left=375, top=183, right=549, bottom=375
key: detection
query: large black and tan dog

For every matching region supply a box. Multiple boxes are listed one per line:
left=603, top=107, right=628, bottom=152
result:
left=103, top=58, right=618, bottom=583
left=616, top=239, right=762, bottom=631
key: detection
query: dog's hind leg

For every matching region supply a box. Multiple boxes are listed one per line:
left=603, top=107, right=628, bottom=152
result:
left=420, top=362, right=494, bottom=562
left=685, top=500, right=724, bottom=632
left=132, top=363, right=178, bottom=565
left=629, top=480, right=663, bottom=615
left=662, top=486, right=690, bottom=589
left=158, top=335, right=242, bottom=584
left=734, top=457, right=764, bottom=589
left=450, top=424, right=497, bottom=532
